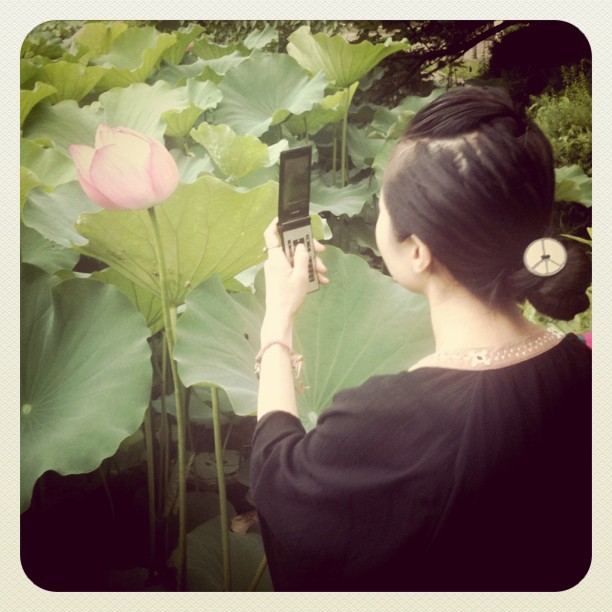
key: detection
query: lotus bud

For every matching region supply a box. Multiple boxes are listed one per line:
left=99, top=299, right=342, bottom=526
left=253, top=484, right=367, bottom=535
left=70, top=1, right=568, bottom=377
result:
left=69, top=125, right=180, bottom=210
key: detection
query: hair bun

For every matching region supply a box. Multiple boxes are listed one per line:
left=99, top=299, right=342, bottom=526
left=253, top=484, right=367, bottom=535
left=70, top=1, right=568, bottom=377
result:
left=522, top=240, right=591, bottom=320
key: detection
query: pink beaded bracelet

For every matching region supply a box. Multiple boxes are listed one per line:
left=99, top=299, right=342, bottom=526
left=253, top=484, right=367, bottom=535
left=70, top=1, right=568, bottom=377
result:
left=255, top=341, right=305, bottom=391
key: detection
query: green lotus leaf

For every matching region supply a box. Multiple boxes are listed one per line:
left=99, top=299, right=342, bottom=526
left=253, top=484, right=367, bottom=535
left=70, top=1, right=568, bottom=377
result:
left=181, top=516, right=272, bottom=591
left=349, top=101, right=380, bottom=125
left=20, top=81, right=57, bottom=127
left=174, top=275, right=264, bottom=414
left=21, top=267, right=152, bottom=512
left=555, top=165, right=592, bottom=207
left=21, top=25, right=67, bottom=61
left=75, top=175, right=278, bottom=305
left=22, top=99, right=101, bottom=154
left=287, top=25, right=410, bottom=88
left=369, top=89, right=444, bottom=139
left=156, top=61, right=204, bottom=86
left=35, top=61, right=106, bottom=103
left=71, top=21, right=128, bottom=57
left=20, top=166, right=40, bottom=211
left=285, top=82, right=359, bottom=136
left=197, top=52, right=251, bottom=84
left=372, top=138, right=398, bottom=189
left=190, top=123, right=285, bottom=181
left=157, top=53, right=249, bottom=86
left=21, top=138, right=76, bottom=187
left=20, top=223, right=79, bottom=274
left=97, top=80, right=185, bottom=141
left=170, top=148, right=215, bottom=183
left=162, top=23, right=205, bottom=65
left=243, top=24, right=278, bottom=50
left=23, top=181, right=100, bottom=248
left=192, top=36, right=245, bottom=60
left=340, top=214, right=380, bottom=254
left=21, top=58, right=41, bottom=86
left=345, top=124, right=386, bottom=170
left=91, top=266, right=164, bottom=334
left=92, top=26, right=177, bottom=88
left=165, top=110, right=206, bottom=139
left=163, top=79, right=223, bottom=138
left=212, top=53, right=328, bottom=136
left=310, top=175, right=376, bottom=216
left=174, top=247, right=434, bottom=427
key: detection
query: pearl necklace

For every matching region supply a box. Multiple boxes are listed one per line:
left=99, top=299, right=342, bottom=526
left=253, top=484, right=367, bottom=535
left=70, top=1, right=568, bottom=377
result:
left=409, top=328, right=566, bottom=372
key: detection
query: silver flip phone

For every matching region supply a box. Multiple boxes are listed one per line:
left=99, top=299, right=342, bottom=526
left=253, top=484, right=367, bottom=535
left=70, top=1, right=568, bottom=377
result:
left=278, top=145, right=319, bottom=293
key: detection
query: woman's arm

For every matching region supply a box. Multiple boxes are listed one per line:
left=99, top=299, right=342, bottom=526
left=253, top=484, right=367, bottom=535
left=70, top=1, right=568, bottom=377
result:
left=257, top=219, right=328, bottom=421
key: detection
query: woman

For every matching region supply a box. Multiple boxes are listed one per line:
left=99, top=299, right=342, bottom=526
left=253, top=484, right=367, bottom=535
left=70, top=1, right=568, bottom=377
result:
left=250, top=86, right=592, bottom=592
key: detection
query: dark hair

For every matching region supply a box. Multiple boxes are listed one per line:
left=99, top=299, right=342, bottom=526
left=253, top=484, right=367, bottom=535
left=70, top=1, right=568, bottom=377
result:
left=382, top=86, right=591, bottom=320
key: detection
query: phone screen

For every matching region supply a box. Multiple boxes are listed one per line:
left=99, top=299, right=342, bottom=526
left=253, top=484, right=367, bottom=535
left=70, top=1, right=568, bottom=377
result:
left=279, top=147, right=311, bottom=221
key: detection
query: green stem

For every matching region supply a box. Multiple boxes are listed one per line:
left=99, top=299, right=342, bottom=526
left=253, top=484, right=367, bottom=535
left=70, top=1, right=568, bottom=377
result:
left=248, top=556, right=268, bottom=591
left=332, top=124, right=337, bottom=187
left=147, top=207, right=187, bottom=591
left=143, top=405, right=157, bottom=574
left=341, top=87, right=350, bottom=188
left=158, top=332, right=169, bottom=513
left=211, top=384, right=231, bottom=591
left=222, top=419, right=234, bottom=453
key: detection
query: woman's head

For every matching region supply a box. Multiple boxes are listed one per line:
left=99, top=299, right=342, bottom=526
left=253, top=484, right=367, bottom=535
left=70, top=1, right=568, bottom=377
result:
left=379, top=86, right=590, bottom=320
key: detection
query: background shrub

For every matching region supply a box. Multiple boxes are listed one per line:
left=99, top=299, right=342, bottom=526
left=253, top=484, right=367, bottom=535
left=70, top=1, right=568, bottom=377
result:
left=528, top=66, right=592, bottom=175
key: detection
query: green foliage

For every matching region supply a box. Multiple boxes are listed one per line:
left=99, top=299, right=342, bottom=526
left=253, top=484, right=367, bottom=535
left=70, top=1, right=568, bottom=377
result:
left=529, top=67, right=592, bottom=175
left=196, top=20, right=343, bottom=52
left=190, top=123, right=287, bottom=182
left=21, top=266, right=153, bottom=511
left=554, top=165, right=592, bottom=207
left=74, top=176, right=279, bottom=305
left=181, top=516, right=272, bottom=591
left=287, top=25, right=410, bottom=88
left=212, top=53, right=328, bottom=136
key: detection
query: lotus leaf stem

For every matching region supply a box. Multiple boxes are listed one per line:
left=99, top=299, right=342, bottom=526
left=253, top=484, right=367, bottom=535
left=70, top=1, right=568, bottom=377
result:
left=147, top=206, right=187, bottom=591
left=211, top=384, right=232, bottom=591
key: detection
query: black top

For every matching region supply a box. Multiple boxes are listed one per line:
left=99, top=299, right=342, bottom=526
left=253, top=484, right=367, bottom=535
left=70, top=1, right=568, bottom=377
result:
left=250, top=334, right=591, bottom=592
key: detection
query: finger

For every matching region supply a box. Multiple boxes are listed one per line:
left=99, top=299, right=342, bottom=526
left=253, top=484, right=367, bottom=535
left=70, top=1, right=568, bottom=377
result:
left=315, top=256, right=327, bottom=274
left=308, top=250, right=329, bottom=285
left=313, top=239, right=326, bottom=254
left=290, top=244, right=310, bottom=283
left=293, top=243, right=310, bottom=269
left=314, top=253, right=329, bottom=285
left=263, top=217, right=281, bottom=248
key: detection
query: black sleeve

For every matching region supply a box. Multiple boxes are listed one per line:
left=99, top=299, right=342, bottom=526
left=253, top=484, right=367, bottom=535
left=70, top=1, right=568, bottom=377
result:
left=249, top=374, right=461, bottom=590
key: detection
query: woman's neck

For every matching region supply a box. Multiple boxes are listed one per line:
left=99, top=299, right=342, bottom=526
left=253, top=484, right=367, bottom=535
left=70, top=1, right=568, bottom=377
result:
left=425, top=279, right=541, bottom=354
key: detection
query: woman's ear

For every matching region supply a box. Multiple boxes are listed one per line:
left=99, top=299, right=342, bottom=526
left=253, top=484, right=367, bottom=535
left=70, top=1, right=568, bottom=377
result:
left=409, top=235, right=432, bottom=274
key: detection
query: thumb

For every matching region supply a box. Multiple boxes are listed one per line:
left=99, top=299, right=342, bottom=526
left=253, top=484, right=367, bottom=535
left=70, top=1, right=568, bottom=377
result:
left=293, top=243, right=309, bottom=272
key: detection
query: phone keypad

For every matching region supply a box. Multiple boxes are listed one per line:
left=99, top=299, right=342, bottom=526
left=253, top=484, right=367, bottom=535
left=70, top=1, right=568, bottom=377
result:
left=291, top=236, right=316, bottom=283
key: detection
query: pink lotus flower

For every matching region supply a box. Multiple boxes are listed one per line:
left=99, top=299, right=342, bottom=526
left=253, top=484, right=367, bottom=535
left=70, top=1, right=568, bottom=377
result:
left=69, top=125, right=180, bottom=210
left=581, top=332, right=592, bottom=349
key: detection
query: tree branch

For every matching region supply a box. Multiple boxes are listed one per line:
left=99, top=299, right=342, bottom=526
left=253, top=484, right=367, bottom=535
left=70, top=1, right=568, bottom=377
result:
left=412, top=20, right=524, bottom=63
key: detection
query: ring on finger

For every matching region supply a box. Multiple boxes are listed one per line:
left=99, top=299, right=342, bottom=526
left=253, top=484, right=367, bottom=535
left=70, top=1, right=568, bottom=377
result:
left=263, top=244, right=282, bottom=252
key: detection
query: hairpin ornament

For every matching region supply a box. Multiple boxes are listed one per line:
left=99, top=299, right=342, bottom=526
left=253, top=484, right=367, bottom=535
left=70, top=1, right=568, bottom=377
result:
left=523, top=238, right=567, bottom=277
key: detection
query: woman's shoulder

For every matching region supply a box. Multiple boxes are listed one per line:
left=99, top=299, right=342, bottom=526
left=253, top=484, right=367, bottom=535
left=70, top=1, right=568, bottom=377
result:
left=321, top=331, right=590, bottom=425
left=321, top=367, right=469, bottom=428
left=331, top=366, right=471, bottom=402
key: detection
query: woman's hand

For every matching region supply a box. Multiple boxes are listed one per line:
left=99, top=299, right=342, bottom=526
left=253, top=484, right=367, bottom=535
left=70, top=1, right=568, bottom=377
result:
left=262, top=218, right=329, bottom=332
